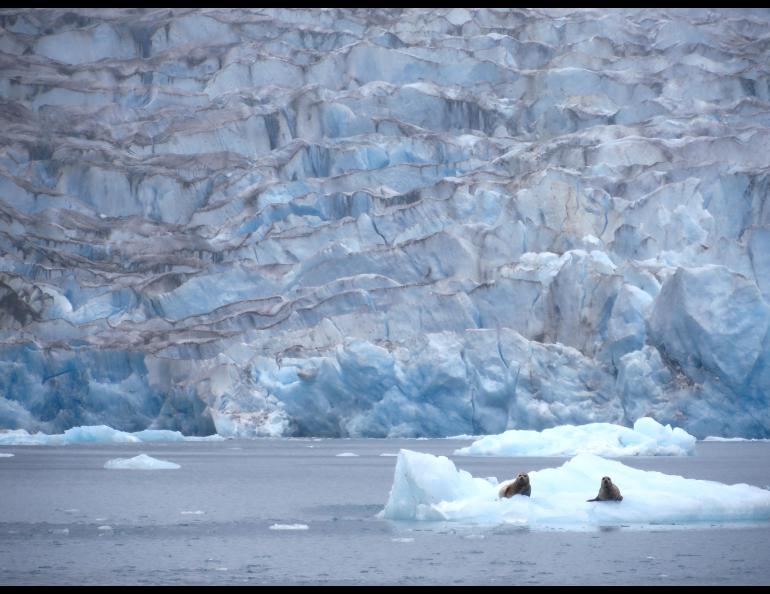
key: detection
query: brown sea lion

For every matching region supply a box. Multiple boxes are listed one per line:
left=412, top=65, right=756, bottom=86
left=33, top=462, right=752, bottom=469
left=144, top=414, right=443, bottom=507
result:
left=587, top=475, right=623, bottom=502
left=498, top=473, right=531, bottom=498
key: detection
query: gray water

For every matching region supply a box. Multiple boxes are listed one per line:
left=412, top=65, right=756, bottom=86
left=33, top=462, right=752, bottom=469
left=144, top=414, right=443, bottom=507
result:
left=1, top=439, right=769, bottom=585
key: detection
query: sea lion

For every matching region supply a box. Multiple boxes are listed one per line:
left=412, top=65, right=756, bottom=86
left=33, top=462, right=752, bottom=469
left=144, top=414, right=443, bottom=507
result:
left=498, top=472, right=531, bottom=498
left=587, top=475, right=623, bottom=502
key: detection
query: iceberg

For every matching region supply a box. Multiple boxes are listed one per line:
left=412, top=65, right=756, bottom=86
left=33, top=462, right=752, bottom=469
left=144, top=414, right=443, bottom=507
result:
left=103, top=454, right=180, bottom=470
left=0, top=425, right=224, bottom=446
left=704, top=437, right=770, bottom=443
left=269, top=523, right=309, bottom=531
left=454, top=418, right=696, bottom=457
left=381, top=449, right=770, bottom=529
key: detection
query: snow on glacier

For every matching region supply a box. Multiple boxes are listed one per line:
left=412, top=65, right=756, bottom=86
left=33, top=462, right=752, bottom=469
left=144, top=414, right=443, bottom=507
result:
left=455, top=417, right=696, bottom=457
left=2, top=8, right=770, bottom=438
left=103, top=454, right=180, bottom=470
left=381, top=449, right=770, bottom=529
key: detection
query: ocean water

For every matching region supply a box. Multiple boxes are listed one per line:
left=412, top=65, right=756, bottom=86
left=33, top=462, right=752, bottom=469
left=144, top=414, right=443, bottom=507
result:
left=1, top=439, right=769, bottom=585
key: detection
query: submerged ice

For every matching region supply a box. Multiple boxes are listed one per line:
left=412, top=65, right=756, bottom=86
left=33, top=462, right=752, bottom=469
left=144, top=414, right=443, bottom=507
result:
left=382, top=449, right=770, bottom=529
left=2, top=9, right=770, bottom=438
left=455, top=417, right=696, bottom=457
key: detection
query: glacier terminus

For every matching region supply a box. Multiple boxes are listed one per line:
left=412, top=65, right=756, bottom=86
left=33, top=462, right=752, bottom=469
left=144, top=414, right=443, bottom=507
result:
left=2, top=8, right=770, bottom=439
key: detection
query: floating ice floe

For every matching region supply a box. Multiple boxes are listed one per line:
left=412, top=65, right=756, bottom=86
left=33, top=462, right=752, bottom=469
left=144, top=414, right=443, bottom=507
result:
left=103, top=454, right=180, bottom=470
left=336, top=452, right=359, bottom=457
left=704, top=436, right=770, bottom=442
left=269, top=523, right=309, bottom=530
left=381, top=449, right=770, bottom=530
left=454, top=418, right=696, bottom=457
left=0, top=425, right=224, bottom=446
left=0, top=452, right=13, bottom=457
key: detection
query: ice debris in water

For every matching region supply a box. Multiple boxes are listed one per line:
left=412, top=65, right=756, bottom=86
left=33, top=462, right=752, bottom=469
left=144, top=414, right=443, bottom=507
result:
left=269, top=523, right=309, bottom=530
left=103, top=454, right=181, bottom=470
left=0, top=425, right=223, bottom=446
left=704, top=437, right=770, bottom=442
left=455, top=417, right=696, bottom=457
left=381, top=449, right=770, bottom=529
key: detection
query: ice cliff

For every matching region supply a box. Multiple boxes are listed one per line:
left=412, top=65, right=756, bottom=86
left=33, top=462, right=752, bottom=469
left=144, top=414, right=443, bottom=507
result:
left=1, top=8, right=770, bottom=437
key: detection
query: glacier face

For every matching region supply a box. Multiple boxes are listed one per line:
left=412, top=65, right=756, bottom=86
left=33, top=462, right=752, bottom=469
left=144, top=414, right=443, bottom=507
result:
left=1, top=8, right=770, bottom=438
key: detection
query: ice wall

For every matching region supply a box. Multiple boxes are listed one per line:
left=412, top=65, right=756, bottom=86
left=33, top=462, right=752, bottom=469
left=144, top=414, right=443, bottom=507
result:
left=2, top=9, right=770, bottom=437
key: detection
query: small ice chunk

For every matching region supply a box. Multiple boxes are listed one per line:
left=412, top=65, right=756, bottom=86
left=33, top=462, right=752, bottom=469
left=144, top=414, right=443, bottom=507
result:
left=269, top=523, right=309, bottom=530
left=97, top=525, right=112, bottom=531
left=103, top=454, right=180, bottom=470
left=50, top=528, right=69, bottom=535
left=704, top=437, right=770, bottom=442
left=391, top=537, right=414, bottom=543
left=380, top=453, right=398, bottom=457
left=0, top=453, right=14, bottom=457
left=336, top=452, right=359, bottom=457
left=181, top=510, right=205, bottom=515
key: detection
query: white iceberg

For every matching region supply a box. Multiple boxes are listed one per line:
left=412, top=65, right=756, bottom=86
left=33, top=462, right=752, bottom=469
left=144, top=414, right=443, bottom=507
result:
left=103, top=454, right=181, bottom=470
left=704, top=436, right=770, bottom=442
left=0, top=425, right=223, bottom=446
left=269, top=523, right=309, bottom=530
left=0, top=429, right=66, bottom=446
left=65, top=425, right=141, bottom=444
left=381, top=449, right=770, bottom=529
left=454, top=418, right=696, bottom=457
left=0, top=452, right=13, bottom=457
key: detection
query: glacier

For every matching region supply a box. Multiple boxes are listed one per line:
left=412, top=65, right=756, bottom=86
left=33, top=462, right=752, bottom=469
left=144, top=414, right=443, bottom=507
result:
left=382, top=449, right=770, bottom=529
left=454, top=417, right=696, bottom=457
left=2, top=8, right=770, bottom=438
